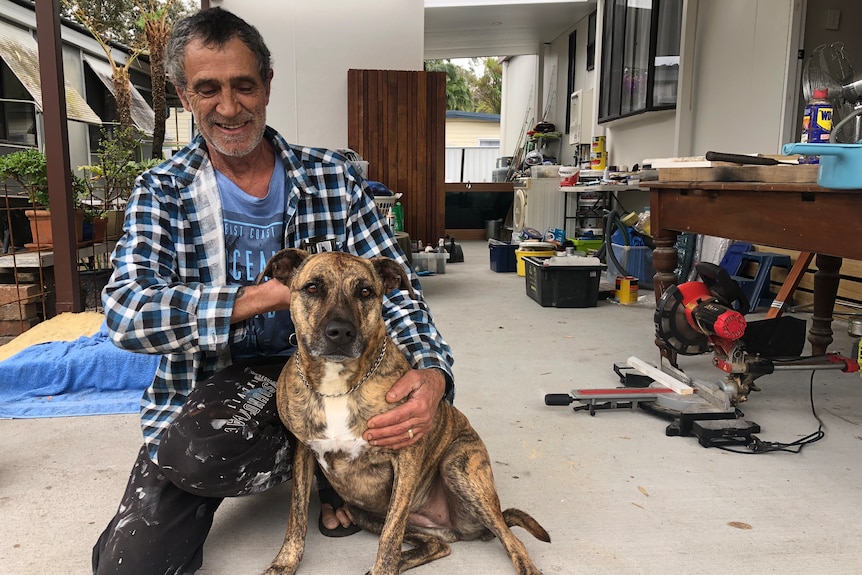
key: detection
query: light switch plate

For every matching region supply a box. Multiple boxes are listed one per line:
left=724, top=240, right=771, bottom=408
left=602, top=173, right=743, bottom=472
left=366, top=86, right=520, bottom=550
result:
left=825, top=9, right=840, bottom=31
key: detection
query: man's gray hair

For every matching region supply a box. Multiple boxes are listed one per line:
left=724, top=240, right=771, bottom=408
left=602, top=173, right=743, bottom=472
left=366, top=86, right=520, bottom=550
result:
left=166, top=7, right=272, bottom=91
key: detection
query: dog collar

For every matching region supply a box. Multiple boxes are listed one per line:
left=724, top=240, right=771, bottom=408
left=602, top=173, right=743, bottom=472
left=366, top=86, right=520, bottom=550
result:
left=295, top=338, right=388, bottom=398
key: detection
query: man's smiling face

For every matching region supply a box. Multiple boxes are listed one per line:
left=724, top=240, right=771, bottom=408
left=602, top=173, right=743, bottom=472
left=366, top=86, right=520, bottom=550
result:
left=178, top=36, right=272, bottom=161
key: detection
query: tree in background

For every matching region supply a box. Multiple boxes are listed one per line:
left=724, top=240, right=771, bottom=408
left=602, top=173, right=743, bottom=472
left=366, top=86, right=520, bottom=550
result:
left=136, top=0, right=179, bottom=159
left=424, top=58, right=502, bottom=115
left=472, top=57, right=502, bottom=115
left=424, top=59, right=476, bottom=112
left=62, top=0, right=192, bottom=157
left=65, top=1, right=143, bottom=152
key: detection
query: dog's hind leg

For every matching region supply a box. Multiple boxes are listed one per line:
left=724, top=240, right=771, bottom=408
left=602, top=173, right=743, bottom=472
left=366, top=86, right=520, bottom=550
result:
left=397, top=533, right=451, bottom=573
left=440, top=440, right=548, bottom=575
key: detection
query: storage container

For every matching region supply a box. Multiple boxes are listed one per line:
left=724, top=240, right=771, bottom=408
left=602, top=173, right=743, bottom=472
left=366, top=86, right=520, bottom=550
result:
left=605, top=244, right=654, bottom=289
left=515, top=242, right=557, bottom=276
left=523, top=256, right=606, bottom=308
left=412, top=251, right=447, bottom=274
left=488, top=239, right=518, bottom=273
left=567, top=238, right=604, bottom=255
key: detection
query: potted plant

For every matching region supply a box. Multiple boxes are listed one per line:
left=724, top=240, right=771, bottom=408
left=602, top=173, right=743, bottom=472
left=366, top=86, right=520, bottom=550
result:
left=0, top=149, right=86, bottom=248
left=77, top=126, right=154, bottom=240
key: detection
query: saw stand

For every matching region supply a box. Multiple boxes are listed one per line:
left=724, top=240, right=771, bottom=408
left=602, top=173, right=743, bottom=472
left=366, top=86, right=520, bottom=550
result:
left=545, top=353, right=857, bottom=448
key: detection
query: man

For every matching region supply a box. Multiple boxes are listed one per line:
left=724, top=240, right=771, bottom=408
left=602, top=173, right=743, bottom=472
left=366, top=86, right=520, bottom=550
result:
left=92, top=8, right=454, bottom=574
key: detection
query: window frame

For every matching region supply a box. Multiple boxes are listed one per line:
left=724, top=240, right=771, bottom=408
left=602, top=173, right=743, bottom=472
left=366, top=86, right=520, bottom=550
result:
left=598, top=0, right=681, bottom=124
left=564, top=30, right=577, bottom=134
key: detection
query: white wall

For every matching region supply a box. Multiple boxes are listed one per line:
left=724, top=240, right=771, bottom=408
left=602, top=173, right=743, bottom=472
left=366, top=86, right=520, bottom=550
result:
left=544, top=11, right=599, bottom=166
left=552, top=0, right=799, bottom=171
left=683, top=0, right=796, bottom=158
left=499, top=54, right=538, bottom=158
left=217, top=0, right=424, bottom=150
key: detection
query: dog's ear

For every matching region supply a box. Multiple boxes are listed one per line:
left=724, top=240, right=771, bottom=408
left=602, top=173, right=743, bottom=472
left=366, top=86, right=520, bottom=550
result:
left=371, top=257, right=415, bottom=298
left=259, top=248, right=309, bottom=286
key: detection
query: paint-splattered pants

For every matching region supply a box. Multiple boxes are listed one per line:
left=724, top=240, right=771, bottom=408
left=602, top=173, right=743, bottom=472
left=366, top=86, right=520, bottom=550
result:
left=92, top=357, right=293, bottom=574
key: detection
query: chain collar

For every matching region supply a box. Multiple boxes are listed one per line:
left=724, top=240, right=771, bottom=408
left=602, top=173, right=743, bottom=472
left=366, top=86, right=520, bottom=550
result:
left=295, top=338, right=387, bottom=398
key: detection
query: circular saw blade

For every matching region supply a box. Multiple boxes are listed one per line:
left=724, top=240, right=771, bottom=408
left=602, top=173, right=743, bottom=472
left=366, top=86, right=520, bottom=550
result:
left=654, top=284, right=711, bottom=355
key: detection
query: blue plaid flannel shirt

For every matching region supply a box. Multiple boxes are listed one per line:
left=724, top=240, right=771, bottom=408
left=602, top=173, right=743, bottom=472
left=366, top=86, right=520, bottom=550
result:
left=103, top=127, right=454, bottom=463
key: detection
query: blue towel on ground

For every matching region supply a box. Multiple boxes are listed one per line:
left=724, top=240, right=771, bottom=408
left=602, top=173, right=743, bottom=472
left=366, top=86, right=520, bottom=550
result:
left=0, top=322, right=159, bottom=419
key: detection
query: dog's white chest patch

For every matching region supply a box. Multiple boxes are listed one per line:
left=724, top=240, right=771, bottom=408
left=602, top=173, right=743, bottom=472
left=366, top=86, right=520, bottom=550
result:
left=308, top=363, right=368, bottom=471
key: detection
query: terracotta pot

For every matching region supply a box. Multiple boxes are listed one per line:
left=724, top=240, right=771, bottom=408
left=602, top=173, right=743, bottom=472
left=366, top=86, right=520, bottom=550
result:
left=24, top=209, right=84, bottom=249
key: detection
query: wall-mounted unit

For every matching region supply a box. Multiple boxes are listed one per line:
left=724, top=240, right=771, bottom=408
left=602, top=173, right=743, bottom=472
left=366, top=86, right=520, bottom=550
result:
left=568, top=89, right=594, bottom=145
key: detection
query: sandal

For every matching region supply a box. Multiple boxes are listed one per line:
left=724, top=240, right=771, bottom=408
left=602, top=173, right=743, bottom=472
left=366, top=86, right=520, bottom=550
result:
left=318, top=486, right=362, bottom=537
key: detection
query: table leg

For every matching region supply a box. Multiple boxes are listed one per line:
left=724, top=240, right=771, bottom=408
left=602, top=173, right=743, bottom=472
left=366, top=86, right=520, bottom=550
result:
left=652, top=230, right=680, bottom=366
left=808, top=253, right=842, bottom=355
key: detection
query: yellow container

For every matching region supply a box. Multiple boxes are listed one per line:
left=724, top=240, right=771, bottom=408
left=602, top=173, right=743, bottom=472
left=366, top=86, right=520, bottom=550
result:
left=616, top=275, right=639, bottom=305
left=591, top=150, right=607, bottom=171
left=516, top=248, right=556, bottom=276
left=591, top=136, right=606, bottom=152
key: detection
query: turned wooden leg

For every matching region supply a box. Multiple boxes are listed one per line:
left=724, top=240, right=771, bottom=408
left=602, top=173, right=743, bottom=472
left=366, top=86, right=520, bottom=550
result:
left=652, top=231, right=680, bottom=367
left=808, top=253, right=842, bottom=355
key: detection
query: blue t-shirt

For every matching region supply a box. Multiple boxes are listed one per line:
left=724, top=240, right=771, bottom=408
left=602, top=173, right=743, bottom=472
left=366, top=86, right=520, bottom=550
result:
left=216, top=162, right=295, bottom=361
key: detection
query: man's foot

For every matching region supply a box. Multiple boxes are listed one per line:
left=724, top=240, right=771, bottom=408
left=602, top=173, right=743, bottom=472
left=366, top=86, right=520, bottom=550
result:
left=318, top=486, right=361, bottom=537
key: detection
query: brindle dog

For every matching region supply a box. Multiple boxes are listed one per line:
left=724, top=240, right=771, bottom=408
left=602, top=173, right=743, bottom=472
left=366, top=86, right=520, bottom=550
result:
left=262, top=249, right=549, bottom=575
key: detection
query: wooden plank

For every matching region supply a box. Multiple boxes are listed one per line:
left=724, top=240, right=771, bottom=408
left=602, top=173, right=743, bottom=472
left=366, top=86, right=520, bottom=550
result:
left=626, top=356, right=694, bottom=395
left=658, top=164, right=818, bottom=183
left=766, top=252, right=814, bottom=318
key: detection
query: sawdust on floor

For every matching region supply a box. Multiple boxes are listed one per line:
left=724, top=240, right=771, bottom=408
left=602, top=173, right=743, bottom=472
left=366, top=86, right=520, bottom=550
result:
left=0, top=311, right=105, bottom=363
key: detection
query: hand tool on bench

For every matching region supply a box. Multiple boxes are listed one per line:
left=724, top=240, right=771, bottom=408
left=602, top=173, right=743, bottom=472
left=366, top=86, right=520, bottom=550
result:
left=705, top=151, right=800, bottom=165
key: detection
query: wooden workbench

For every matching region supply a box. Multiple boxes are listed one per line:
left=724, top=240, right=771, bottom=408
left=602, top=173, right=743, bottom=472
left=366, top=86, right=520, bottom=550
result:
left=646, top=179, right=861, bottom=360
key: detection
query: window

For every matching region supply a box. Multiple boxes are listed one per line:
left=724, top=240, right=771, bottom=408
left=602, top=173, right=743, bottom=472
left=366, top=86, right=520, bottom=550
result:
left=598, top=0, right=682, bottom=123
left=564, top=30, right=576, bottom=134
left=478, top=138, right=500, bottom=147
left=0, top=61, right=37, bottom=147
left=586, top=11, right=597, bottom=71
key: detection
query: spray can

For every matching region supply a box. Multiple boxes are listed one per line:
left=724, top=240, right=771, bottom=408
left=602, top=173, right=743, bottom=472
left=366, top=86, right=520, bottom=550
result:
left=800, top=88, right=833, bottom=165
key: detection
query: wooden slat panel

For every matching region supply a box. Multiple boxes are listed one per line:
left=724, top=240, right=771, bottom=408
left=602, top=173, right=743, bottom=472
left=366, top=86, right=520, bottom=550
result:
left=347, top=69, right=446, bottom=243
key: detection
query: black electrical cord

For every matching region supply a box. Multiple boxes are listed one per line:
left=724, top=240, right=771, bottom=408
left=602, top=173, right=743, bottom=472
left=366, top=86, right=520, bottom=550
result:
left=596, top=209, right=631, bottom=276
left=713, top=370, right=825, bottom=454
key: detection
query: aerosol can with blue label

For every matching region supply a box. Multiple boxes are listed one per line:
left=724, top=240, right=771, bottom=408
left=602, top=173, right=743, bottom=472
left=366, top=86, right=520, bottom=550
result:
left=800, top=88, right=833, bottom=164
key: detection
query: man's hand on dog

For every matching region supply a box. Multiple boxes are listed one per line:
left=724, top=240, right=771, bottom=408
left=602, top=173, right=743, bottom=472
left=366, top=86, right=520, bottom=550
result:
left=364, top=368, right=446, bottom=448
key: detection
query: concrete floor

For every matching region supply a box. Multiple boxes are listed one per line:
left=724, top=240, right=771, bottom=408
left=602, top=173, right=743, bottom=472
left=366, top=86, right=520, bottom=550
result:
left=2, top=240, right=862, bottom=574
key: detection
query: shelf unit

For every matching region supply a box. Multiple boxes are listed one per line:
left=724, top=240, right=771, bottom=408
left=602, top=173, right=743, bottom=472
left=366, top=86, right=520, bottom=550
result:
left=560, top=185, right=610, bottom=238
left=560, top=184, right=646, bottom=238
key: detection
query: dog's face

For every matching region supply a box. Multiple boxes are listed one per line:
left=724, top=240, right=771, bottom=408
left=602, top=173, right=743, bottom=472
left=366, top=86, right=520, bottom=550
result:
left=264, top=249, right=412, bottom=361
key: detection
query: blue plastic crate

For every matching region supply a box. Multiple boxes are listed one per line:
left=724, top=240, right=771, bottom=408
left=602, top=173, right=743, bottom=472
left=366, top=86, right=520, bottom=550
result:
left=488, top=239, right=518, bottom=273
left=606, top=244, right=655, bottom=289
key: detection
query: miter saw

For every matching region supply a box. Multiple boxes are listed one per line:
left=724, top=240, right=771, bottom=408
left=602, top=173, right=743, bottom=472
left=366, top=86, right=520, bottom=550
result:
left=546, top=262, right=859, bottom=447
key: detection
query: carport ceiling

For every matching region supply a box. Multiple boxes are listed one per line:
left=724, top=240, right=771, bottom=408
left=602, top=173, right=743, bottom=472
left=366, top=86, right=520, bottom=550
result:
left=424, top=0, right=595, bottom=60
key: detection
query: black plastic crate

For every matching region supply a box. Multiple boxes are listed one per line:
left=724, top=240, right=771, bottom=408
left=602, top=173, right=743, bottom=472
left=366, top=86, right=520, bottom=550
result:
left=523, top=256, right=605, bottom=308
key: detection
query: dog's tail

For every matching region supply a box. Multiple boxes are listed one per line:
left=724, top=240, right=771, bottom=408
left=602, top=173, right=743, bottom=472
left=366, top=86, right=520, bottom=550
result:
left=502, top=508, right=551, bottom=543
